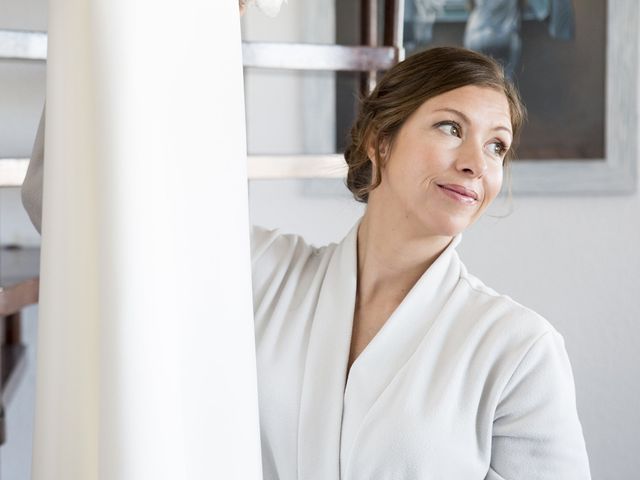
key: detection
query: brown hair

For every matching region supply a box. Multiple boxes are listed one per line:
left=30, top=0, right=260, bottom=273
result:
left=344, top=46, right=526, bottom=203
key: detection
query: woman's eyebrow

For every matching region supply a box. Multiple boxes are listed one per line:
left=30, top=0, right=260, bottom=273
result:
left=433, top=107, right=469, bottom=123
left=432, top=107, right=512, bottom=137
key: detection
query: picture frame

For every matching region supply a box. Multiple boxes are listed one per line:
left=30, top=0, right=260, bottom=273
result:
left=514, top=0, right=637, bottom=194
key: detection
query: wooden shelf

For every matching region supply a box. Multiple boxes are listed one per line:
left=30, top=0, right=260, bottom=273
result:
left=0, top=155, right=349, bottom=186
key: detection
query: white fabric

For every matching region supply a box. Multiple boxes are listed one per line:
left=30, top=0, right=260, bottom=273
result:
left=251, top=221, right=591, bottom=480
left=255, top=0, right=287, bottom=17
left=32, top=1, right=262, bottom=479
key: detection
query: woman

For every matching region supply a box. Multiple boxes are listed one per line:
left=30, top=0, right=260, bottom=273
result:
left=250, top=47, right=591, bottom=479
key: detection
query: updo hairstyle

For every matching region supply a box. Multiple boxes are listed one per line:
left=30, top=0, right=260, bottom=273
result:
left=343, top=46, right=526, bottom=203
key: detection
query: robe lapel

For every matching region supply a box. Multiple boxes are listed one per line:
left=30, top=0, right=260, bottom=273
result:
left=297, top=223, right=359, bottom=480
left=340, top=235, right=463, bottom=476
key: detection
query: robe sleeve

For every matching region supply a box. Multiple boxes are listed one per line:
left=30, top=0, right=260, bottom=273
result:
left=249, top=225, right=319, bottom=311
left=487, top=331, right=591, bottom=480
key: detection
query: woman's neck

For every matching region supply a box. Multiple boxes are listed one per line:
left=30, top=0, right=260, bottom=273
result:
left=356, top=206, right=453, bottom=302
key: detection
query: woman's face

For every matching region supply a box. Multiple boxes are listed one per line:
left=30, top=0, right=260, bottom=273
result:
left=370, top=85, right=513, bottom=239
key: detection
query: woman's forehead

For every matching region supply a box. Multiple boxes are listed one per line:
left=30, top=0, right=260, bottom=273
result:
left=416, top=86, right=512, bottom=131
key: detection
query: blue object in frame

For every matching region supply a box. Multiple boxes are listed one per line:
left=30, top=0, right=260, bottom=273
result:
left=405, top=0, right=575, bottom=78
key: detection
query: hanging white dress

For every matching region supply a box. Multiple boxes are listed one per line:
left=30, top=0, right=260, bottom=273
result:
left=251, top=221, right=591, bottom=480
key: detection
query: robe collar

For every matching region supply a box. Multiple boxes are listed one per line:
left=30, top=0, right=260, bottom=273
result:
left=297, top=220, right=462, bottom=479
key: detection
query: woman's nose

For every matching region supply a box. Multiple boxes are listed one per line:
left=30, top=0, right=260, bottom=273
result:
left=455, top=140, right=488, bottom=177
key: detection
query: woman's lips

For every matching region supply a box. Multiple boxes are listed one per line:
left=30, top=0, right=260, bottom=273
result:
left=437, top=184, right=479, bottom=205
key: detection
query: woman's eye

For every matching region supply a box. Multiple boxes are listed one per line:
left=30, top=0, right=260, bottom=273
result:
left=436, top=122, right=461, bottom=137
left=488, top=141, right=508, bottom=157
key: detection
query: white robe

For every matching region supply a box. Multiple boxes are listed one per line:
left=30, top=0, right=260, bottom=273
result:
left=251, top=221, right=591, bottom=480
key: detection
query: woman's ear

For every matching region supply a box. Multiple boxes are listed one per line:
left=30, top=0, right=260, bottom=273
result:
left=366, top=135, right=390, bottom=167
left=366, top=143, right=377, bottom=165
left=368, top=138, right=390, bottom=167
left=367, top=136, right=391, bottom=187
left=379, top=140, right=389, bottom=159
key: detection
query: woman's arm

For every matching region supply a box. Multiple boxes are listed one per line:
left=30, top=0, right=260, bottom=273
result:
left=487, top=331, right=591, bottom=479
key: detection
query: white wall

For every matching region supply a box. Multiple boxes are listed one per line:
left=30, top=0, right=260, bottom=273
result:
left=1, top=1, right=639, bottom=479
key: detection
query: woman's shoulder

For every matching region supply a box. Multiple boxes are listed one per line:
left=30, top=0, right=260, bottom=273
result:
left=454, top=261, right=558, bottom=343
left=249, top=225, right=338, bottom=305
left=250, top=224, right=334, bottom=265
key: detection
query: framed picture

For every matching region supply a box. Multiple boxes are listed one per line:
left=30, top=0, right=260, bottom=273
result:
left=337, top=0, right=637, bottom=194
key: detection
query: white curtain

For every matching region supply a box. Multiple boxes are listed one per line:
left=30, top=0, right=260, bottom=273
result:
left=32, top=1, right=262, bottom=478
